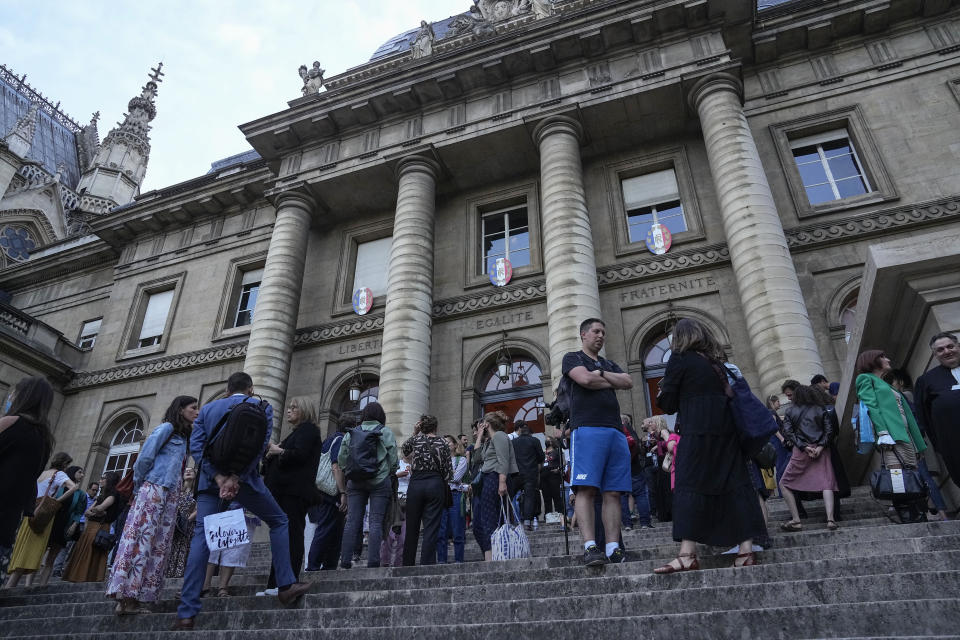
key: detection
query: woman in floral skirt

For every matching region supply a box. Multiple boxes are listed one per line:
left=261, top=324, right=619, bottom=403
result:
left=105, top=395, right=197, bottom=615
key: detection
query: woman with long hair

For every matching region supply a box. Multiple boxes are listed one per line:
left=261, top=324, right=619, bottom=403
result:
left=778, top=385, right=839, bottom=532
left=262, top=396, right=322, bottom=592
left=856, top=349, right=928, bottom=523
left=63, top=470, right=123, bottom=583
left=104, top=395, right=197, bottom=612
left=36, top=465, right=87, bottom=586
left=400, top=415, right=452, bottom=566
left=472, top=410, right=519, bottom=561
left=653, top=318, right=765, bottom=573
left=4, top=450, right=77, bottom=589
left=0, top=376, right=56, bottom=577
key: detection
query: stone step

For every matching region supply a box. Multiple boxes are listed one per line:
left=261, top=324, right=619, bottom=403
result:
left=3, top=597, right=959, bottom=638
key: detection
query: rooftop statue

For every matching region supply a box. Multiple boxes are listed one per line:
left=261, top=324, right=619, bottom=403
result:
left=411, top=20, right=436, bottom=59
left=476, top=0, right=530, bottom=21
left=531, top=0, right=554, bottom=18
left=449, top=5, right=497, bottom=37
left=298, top=61, right=325, bottom=96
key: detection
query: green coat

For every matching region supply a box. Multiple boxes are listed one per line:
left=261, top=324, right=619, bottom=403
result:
left=856, top=373, right=926, bottom=453
left=337, top=420, right=398, bottom=488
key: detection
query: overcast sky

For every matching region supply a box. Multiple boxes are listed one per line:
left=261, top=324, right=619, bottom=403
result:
left=1, top=0, right=470, bottom=192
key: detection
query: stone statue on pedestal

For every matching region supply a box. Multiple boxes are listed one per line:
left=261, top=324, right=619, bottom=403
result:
left=411, top=20, right=436, bottom=59
left=298, top=61, right=325, bottom=96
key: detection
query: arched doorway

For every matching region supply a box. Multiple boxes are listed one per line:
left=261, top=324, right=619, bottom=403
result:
left=103, top=415, right=144, bottom=476
left=478, top=356, right=545, bottom=433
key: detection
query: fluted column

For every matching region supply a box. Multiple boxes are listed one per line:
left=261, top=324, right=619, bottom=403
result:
left=689, top=73, right=822, bottom=396
left=378, top=156, right=439, bottom=439
left=242, top=191, right=314, bottom=432
left=533, top=115, right=603, bottom=385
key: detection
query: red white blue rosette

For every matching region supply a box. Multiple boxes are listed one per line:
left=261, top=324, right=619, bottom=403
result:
left=490, top=257, right=512, bottom=287
left=352, top=287, right=373, bottom=315
left=645, top=223, right=672, bottom=255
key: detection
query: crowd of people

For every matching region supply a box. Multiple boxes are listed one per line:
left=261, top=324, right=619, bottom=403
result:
left=0, top=323, right=957, bottom=628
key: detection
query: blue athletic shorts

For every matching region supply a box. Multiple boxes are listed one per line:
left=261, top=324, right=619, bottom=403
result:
left=569, top=426, right=632, bottom=493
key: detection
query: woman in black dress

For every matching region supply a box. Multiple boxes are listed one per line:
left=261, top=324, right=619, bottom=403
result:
left=653, top=318, right=765, bottom=573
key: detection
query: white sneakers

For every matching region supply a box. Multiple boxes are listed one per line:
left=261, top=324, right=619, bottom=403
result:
left=255, top=587, right=279, bottom=597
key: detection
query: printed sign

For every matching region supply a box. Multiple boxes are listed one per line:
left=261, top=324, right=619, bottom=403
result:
left=489, top=257, right=512, bottom=287
left=204, top=509, right=250, bottom=552
left=352, top=287, right=374, bottom=315
left=645, top=223, right=672, bottom=255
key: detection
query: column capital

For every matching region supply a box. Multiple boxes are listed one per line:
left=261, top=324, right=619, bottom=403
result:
left=687, top=72, right=744, bottom=113
left=268, top=187, right=317, bottom=213
left=395, top=154, right=441, bottom=181
left=532, top=114, right=584, bottom=148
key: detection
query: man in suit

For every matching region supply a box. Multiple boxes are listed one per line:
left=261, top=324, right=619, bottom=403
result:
left=512, top=421, right=545, bottom=530
left=915, top=331, right=960, bottom=488
left=173, top=372, right=310, bottom=630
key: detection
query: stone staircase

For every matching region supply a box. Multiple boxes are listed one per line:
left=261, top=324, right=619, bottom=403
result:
left=1, top=486, right=959, bottom=639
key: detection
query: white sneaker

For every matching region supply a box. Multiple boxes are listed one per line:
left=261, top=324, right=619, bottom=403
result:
left=255, top=588, right=279, bottom=597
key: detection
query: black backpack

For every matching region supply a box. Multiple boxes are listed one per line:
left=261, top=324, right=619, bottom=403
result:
left=205, top=396, right=270, bottom=477
left=345, top=423, right=385, bottom=481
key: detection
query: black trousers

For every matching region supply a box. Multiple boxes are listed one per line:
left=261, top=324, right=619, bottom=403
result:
left=403, top=472, right=445, bottom=566
left=541, top=474, right=564, bottom=514
left=519, top=473, right=541, bottom=521
left=267, top=493, right=309, bottom=588
left=307, top=497, right=345, bottom=571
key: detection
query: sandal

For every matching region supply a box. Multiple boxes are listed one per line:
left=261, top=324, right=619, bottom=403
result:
left=653, top=553, right=699, bottom=575
left=733, top=551, right=757, bottom=568
left=217, top=587, right=230, bottom=598
left=779, top=521, right=802, bottom=532
left=827, top=520, right=839, bottom=531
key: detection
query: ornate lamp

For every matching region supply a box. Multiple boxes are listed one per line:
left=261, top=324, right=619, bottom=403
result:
left=496, top=332, right=512, bottom=383
left=348, top=359, right=363, bottom=403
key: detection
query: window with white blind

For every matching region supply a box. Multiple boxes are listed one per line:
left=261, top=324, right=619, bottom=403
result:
left=234, top=268, right=262, bottom=327
left=77, top=318, right=102, bottom=349
left=137, top=289, right=174, bottom=348
left=622, top=168, right=687, bottom=243
left=353, top=236, right=392, bottom=297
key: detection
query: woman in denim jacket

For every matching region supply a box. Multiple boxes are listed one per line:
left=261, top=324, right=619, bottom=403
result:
left=106, top=395, right=198, bottom=615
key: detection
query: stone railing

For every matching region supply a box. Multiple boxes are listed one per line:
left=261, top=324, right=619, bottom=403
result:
left=0, top=304, right=30, bottom=336
left=0, top=302, right=86, bottom=370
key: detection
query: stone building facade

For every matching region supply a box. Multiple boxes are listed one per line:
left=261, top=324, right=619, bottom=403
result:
left=2, top=0, right=960, bottom=483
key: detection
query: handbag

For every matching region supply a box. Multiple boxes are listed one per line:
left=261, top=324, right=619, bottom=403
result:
left=314, top=435, right=342, bottom=497
left=661, top=451, right=673, bottom=473
left=870, top=446, right=927, bottom=501
left=92, top=529, right=117, bottom=551
left=490, top=499, right=531, bottom=561
left=752, top=441, right=777, bottom=469
left=28, top=476, right=63, bottom=534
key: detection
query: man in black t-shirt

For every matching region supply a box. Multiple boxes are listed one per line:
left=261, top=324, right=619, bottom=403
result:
left=562, top=318, right=633, bottom=566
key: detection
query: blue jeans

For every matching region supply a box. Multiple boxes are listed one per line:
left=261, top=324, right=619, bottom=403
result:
left=619, top=471, right=652, bottom=527
left=306, top=498, right=344, bottom=571
left=178, top=485, right=293, bottom=619
left=436, top=492, right=465, bottom=563
left=340, top=478, right=392, bottom=567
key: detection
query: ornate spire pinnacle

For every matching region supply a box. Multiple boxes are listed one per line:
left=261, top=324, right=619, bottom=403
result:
left=4, top=102, right=39, bottom=158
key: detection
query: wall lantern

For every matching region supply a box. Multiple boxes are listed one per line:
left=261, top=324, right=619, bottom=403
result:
left=348, top=359, right=364, bottom=403
left=496, top=332, right=512, bottom=384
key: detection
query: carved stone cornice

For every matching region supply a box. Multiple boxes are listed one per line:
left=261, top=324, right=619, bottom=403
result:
left=786, top=196, right=960, bottom=251
left=433, top=281, right=547, bottom=319
left=67, top=313, right=387, bottom=391
left=597, top=243, right=731, bottom=286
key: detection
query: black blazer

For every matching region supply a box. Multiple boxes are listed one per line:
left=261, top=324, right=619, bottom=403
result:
left=265, top=421, right=322, bottom=501
left=512, top=434, right=545, bottom=477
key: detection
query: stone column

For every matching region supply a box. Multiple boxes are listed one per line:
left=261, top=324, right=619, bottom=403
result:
left=377, top=156, right=439, bottom=439
left=242, top=191, right=314, bottom=433
left=689, top=73, right=822, bottom=396
left=533, top=115, right=603, bottom=386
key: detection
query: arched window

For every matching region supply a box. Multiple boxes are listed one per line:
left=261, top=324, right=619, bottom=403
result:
left=839, top=290, right=858, bottom=343
left=103, top=416, right=144, bottom=477
left=0, top=225, right=38, bottom=262
left=478, top=356, right=545, bottom=433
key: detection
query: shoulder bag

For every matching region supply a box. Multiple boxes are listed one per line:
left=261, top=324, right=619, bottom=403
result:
left=92, top=528, right=117, bottom=552
left=314, top=435, right=343, bottom=497
left=28, top=474, right=63, bottom=534
left=710, top=359, right=779, bottom=464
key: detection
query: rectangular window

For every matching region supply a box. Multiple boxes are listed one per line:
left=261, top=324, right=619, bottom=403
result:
left=622, top=168, right=687, bottom=243
left=790, top=130, right=870, bottom=205
left=482, top=205, right=530, bottom=274
left=77, top=318, right=102, bottom=349
left=234, top=268, right=262, bottom=328
left=353, top=237, right=392, bottom=297
left=137, top=289, right=174, bottom=348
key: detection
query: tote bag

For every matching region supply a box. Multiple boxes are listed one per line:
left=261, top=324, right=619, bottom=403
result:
left=204, top=508, right=250, bottom=552
left=28, top=476, right=63, bottom=534
left=490, top=499, right=530, bottom=561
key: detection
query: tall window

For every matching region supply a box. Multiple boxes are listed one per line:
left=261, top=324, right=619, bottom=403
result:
left=103, top=417, right=143, bottom=477
left=622, top=168, right=687, bottom=243
left=137, top=290, right=174, bottom=348
left=234, top=268, right=262, bottom=328
left=790, top=130, right=870, bottom=205
left=353, top=237, right=392, bottom=297
left=77, top=318, right=102, bottom=349
left=839, top=290, right=859, bottom=343
left=482, top=205, right=530, bottom=274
